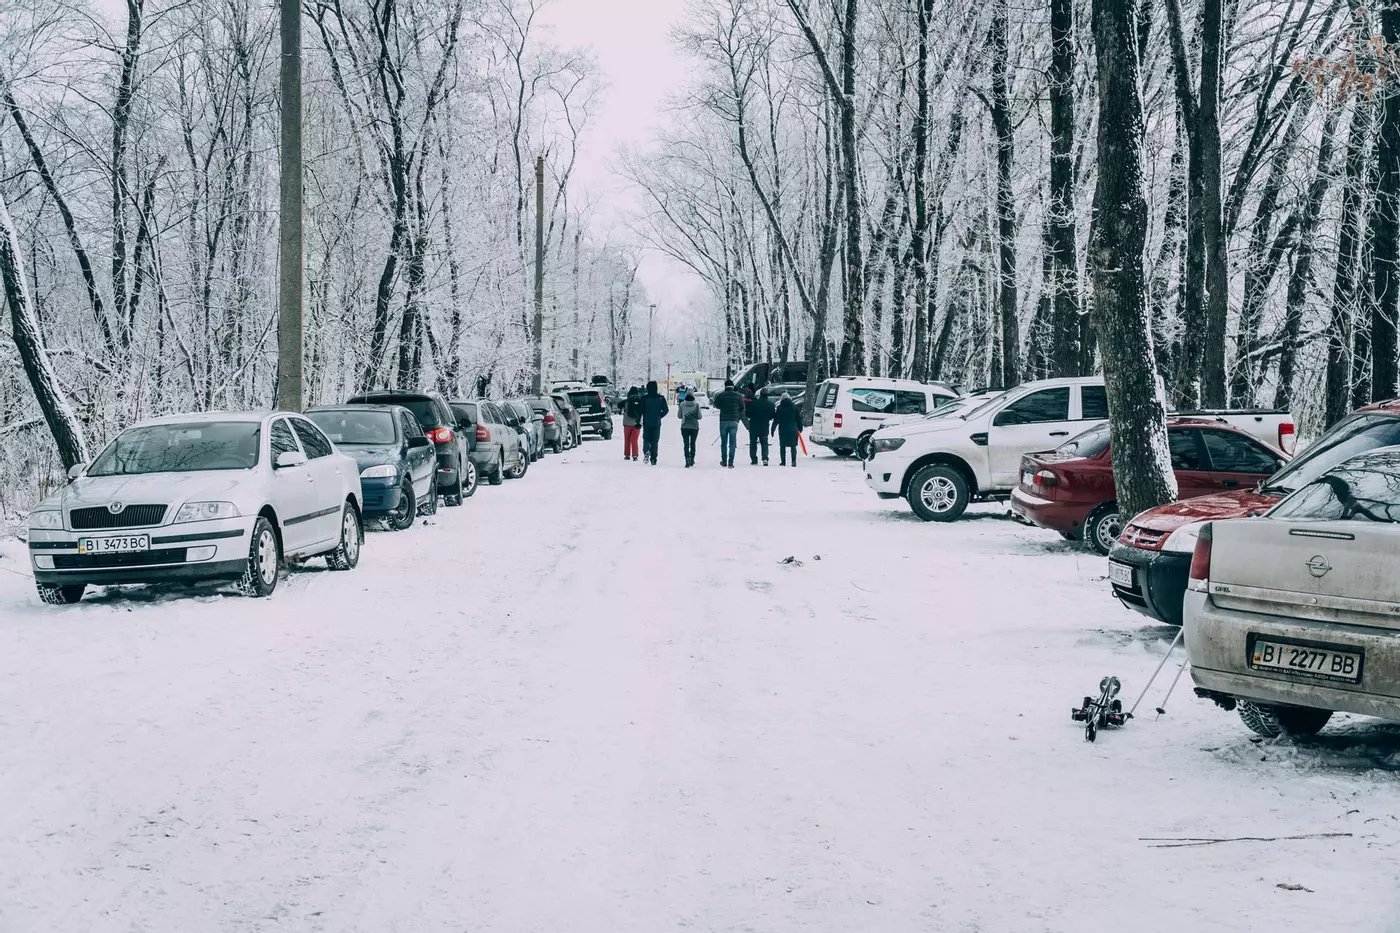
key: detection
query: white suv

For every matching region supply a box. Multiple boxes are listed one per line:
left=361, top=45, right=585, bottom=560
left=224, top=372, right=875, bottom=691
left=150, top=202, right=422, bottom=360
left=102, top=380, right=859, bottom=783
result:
left=810, top=377, right=960, bottom=457
left=864, top=377, right=1107, bottom=521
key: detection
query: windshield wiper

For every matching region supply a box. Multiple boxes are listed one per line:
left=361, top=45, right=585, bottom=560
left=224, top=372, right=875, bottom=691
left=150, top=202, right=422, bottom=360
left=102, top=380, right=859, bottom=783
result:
left=1257, top=483, right=1293, bottom=496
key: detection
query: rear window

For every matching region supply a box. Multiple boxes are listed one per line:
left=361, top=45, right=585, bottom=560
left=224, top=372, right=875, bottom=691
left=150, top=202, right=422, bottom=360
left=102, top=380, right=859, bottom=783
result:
left=351, top=395, right=444, bottom=430
left=1262, top=413, right=1400, bottom=495
left=816, top=382, right=838, bottom=409
left=1270, top=450, right=1400, bottom=523
left=309, top=410, right=396, bottom=446
left=568, top=391, right=603, bottom=411
left=451, top=403, right=478, bottom=425
left=1056, top=422, right=1110, bottom=458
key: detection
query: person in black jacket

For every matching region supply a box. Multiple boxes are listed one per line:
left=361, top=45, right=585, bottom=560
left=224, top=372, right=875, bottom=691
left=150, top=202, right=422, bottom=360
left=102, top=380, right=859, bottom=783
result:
left=745, top=392, right=776, bottom=465
left=771, top=393, right=802, bottom=466
left=712, top=379, right=746, bottom=468
left=640, top=380, right=669, bottom=464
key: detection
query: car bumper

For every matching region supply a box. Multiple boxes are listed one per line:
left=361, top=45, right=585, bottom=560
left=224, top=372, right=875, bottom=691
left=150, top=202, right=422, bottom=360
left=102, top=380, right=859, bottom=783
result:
left=1009, top=487, right=1091, bottom=536
left=29, top=517, right=252, bottom=587
left=359, top=476, right=404, bottom=514
left=580, top=415, right=612, bottom=433
left=864, top=456, right=908, bottom=496
left=1185, top=590, right=1400, bottom=720
left=1107, top=542, right=1191, bottom=625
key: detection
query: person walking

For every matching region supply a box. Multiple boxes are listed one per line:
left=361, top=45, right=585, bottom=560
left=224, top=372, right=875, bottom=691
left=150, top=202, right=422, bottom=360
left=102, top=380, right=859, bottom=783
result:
left=621, top=386, right=643, bottom=461
left=640, top=380, right=669, bottom=465
left=745, top=390, right=776, bottom=465
left=772, top=392, right=802, bottom=467
left=677, top=389, right=702, bottom=467
left=712, top=379, right=745, bottom=469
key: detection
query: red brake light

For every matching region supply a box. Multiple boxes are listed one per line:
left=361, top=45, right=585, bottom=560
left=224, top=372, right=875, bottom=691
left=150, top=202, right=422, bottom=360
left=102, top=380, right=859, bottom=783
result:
left=543, top=413, right=555, bottom=424
left=476, top=424, right=490, bottom=442
left=1187, top=524, right=1213, bottom=591
left=834, top=413, right=843, bottom=428
left=1033, top=470, right=1060, bottom=487
left=1279, top=422, right=1295, bottom=448
left=426, top=427, right=453, bottom=444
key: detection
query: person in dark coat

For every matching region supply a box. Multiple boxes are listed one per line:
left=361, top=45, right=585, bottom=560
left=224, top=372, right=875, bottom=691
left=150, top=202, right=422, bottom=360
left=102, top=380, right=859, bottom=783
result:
left=676, top=389, right=702, bottom=467
left=745, top=391, right=776, bottom=465
left=640, top=380, right=669, bottom=465
left=712, top=379, right=745, bottom=468
left=771, top=393, right=802, bottom=466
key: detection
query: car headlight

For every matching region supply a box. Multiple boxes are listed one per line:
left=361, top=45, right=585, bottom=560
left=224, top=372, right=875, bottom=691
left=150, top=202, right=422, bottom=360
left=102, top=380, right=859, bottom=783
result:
left=174, top=501, right=241, bottom=523
left=29, top=509, right=62, bottom=530
left=1162, top=522, right=1205, bottom=554
left=871, top=437, right=906, bottom=453
left=360, top=464, right=398, bottom=479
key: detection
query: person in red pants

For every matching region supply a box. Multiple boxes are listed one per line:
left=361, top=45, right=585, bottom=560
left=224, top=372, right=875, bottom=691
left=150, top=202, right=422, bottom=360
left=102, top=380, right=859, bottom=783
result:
left=621, top=386, right=643, bottom=461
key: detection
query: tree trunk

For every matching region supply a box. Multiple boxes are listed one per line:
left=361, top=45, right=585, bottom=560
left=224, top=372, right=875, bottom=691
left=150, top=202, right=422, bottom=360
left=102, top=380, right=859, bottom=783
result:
left=1047, top=0, right=1081, bottom=376
left=1370, top=4, right=1400, bottom=401
left=1199, top=0, right=1229, bottom=408
left=990, top=0, right=1020, bottom=386
left=909, top=0, right=932, bottom=380
left=1165, top=0, right=1205, bottom=409
left=0, top=194, right=89, bottom=469
left=1325, top=91, right=1374, bottom=428
left=1090, top=0, right=1178, bottom=518
left=836, top=0, right=864, bottom=375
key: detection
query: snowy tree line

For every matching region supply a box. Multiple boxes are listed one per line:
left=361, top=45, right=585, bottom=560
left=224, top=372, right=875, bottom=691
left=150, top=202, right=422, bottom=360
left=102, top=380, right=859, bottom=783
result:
left=630, top=0, right=1399, bottom=439
left=0, top=0, right=647, bottom=514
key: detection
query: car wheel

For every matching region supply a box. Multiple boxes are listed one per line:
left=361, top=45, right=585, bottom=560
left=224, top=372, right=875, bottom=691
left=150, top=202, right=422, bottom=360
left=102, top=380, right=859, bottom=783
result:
left=507, top=452, right=528, bottom=479
left=907, top=464, right=970, bottom=522
left=420, top=476, right=439, bottom=516
left=855, top=432, right=876, bottom=461
left=459, top=460, right=478, bottom=499
left=833, top=445, right=855, bottom=458
left=388, top=479, right=416, bottom=531
left=36, top=583, right=86, bottom=605
left=602, top=429, right=613, bottom=441
left=488, top=455, right=505, bottom=485
left=1084, top=503, right=1123, bottom=556
left=1238, top=702, right=1333, bottom=738
left=238, top=516, right=280, bottom=597
left=326, top=503, right=362, bottom=571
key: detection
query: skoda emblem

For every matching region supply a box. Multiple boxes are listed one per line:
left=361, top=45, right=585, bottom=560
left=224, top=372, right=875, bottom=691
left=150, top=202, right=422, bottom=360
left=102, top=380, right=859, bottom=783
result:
left=1306, top=555, right=1331, bottom=578
left=107, top=502, right=125, bottom=515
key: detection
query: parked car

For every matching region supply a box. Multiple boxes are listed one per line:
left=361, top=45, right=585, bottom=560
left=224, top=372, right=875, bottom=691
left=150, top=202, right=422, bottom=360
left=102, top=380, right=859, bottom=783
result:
left=1011, top=419, right=1286, bottom=555
left=524, top=395, right=567, bottom=452
left=809, top=377, right=960, bottom=459
left=732, top=359, right=810, bottom=394
left=346, top=391, right=471, bottom=505
left=564, top=387, right=614, bottom=440
left=864, top=377, right=1106, bottom=521
left=501, top=399, right=544, bottom=462
left=306, top=405, right=437, bottom=530
left=26, top=412, right=363, bottom=603
left=1109, top=400, right=1400, bottom=626
left=551, top=393, right=583, bottom=447
left=1184, top=447, right=1400, bottom=738
left=1176, top=408, right=1296, bottom=454
left=451, top=399, right=527, bottom=484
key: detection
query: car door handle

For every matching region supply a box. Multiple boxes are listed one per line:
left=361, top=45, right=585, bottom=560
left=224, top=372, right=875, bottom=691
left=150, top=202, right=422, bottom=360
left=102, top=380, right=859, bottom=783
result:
left=1221, top=479, right=1240, bottom=488
left=1049, top=431, right=1070, bottom=437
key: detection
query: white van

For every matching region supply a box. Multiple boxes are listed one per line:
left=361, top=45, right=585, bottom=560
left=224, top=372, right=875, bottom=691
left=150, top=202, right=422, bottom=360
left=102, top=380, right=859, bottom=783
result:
left=810, top=377, right=961, bottom=457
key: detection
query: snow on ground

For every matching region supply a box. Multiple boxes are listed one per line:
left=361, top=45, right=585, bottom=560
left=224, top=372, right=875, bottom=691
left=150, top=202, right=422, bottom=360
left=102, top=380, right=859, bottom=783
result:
left=2, top=420, right=1400, bottom=932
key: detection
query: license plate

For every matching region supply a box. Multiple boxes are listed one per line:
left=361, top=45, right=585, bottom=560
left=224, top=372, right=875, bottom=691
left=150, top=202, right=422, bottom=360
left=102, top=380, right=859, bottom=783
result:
left=1021, top=470, right=1034, bottom=488
left=1250, top=637, right=1363, bottom=684
left=1108, top=561, right=1134, bottom=588
left=78, top=535, right=150, bottom=554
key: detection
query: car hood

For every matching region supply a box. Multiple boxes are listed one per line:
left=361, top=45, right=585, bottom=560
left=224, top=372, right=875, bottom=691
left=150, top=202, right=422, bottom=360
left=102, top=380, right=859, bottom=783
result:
left=1128, top=488, right=1282, bottom=533
left=874, top=415, right=969, bottom=440
left=340, top=445, right=402, bottom=470
left=57, top=470, right=253, bottom=510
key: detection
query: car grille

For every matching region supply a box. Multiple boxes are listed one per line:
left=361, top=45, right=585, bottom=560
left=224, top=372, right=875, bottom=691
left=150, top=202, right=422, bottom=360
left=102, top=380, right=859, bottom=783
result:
left=70, top=504, right=168, bottom=530
left=1119, top=524, right=1166, bottom=550
left=52, top=548, right=187, bottom=570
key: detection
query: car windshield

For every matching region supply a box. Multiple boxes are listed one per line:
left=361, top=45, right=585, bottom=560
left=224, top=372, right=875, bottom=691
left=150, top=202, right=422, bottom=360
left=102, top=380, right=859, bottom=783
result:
left=1270, top=450, right=1400, bottom=524
left=960, top=390, right=1010, bottom=420
left=1056, top=422, right=1111, bottom=458
left=88, top=422, right=261, bottom=475
left=1259, top=413, right=1400, bottom=496
left=307, top=410, right=396, bottom=445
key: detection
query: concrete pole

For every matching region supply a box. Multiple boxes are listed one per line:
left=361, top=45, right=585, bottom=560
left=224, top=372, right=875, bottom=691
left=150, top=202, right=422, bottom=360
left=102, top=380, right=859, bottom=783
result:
left=276, top=0, right=303, bottom=412
left=648, top=302, right=656, bottom=382
left=532, top=156, right=545, bottom=395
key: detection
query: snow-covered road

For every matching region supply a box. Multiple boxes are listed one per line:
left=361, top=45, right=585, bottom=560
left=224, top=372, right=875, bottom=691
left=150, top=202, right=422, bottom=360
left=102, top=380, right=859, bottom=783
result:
left=3, top=422, right=1399, bottom=932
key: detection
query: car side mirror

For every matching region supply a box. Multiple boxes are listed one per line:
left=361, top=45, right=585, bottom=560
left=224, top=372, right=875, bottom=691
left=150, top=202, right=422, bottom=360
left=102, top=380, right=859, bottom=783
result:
left=408, top=435, right=432, bottom=449
left=275, top=450, right=308, bottom=469
left=67, top=462, right=86, bottom=482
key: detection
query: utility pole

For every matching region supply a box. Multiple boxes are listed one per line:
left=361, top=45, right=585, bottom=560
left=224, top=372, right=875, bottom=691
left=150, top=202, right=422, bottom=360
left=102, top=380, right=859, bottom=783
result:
left=276, top=0, right=303, bottom=412
left=648, top=302, right=657, bottom=382
left=531, top=155, right=545, bottom=395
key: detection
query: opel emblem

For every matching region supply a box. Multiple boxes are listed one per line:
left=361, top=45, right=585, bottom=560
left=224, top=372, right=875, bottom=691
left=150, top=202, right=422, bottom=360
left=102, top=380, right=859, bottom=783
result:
left=1306, top=555, right=1331, bottom=578
left=107, top=502, right=125, bottom=515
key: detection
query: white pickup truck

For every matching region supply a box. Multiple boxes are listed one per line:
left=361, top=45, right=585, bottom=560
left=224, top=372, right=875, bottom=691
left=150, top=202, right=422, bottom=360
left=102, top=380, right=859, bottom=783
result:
left=863, top=377, right=1294, bottom=522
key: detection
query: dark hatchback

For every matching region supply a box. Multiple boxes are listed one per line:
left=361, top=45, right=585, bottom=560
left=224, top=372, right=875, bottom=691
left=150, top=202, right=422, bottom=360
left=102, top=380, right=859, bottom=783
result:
left=307, top=405, right=437, bottom=529
left=565, top=388, right=614, bottom=440
left=346, top=391, right=470, bottom=506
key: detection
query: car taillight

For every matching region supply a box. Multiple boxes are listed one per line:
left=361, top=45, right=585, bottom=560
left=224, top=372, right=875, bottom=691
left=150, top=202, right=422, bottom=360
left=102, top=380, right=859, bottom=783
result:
left=834, top=413, right=843, bottom=428
left=543, top=413, right=555, bottom=424
left=1279, top=421, right=1295, bottom=449
left=1187, top=524, right=1213, bottom=592
left=425, top=427, right=453, bottom=444
left=1033, top=470, right=1060, bottom=487
left=476, top=424, right=490, bottom=442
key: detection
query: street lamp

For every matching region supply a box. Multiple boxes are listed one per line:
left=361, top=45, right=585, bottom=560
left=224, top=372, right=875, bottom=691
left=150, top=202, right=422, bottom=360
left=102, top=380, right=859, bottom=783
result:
left=648, top=303, right=657, bottom=382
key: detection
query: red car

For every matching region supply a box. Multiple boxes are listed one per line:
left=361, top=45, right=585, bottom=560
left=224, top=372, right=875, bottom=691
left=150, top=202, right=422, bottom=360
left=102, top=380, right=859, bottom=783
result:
left=1010, top=420, right=1286, bottom=555
left=1109, top=400, right=1400, bottom=625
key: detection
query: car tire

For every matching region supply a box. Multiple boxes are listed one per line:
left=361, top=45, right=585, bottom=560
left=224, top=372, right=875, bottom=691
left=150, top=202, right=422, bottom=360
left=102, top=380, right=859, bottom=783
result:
left=507, top=452, right=528, bottom=479
left=420, top=476, right=439, bottom=516
left=37, top=583, right=86, bottom=605
left=833, top=446, right=855, bottom=458
left=488, top=455, right=505, bottom=485
left=907, top=464, right=970, bottom=522
left=1084, top=503, right=1123, bottom=556
left=326, top=503, right=362, bottom=571
left=388, top=479, right=416, bottom=531
left=459, top=460, right=478, bottom=499
left=1238, top=702, right=1333, bottom=738
left=238, top=516, right=281, bottom=597
left=855, top=432, right=876, bottom=461
left=602, top=429, right=613, bottom=441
